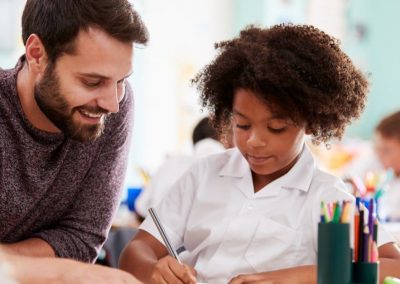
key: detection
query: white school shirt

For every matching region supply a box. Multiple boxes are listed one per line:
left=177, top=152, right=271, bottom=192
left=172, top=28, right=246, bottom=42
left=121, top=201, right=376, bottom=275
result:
left=140, top=146, right=395, bottom=284
left=135, top=139, right=225, bottom=217
left=379, top=177, right=400, bottom=221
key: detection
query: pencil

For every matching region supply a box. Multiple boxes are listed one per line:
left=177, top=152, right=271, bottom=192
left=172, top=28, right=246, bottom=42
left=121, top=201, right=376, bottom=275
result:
left=354, top=206, right=360, bottom=261
left=368, top=198, right=375, bottom=242
left=358, top=206, right=364, bottom=262
left=332, top=202, right=341, bottom=223
left=341, top=201, right=351, bottom=223
left=323, top=202, right=331, bottom=223
left=148, top=207, right=182, bottom=263
left=362, top=225, right=370, bottom=262
left=373, top=219, right=378, bottom=243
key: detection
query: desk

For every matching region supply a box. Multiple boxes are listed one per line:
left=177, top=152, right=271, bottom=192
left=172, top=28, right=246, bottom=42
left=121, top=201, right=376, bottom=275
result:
left=382, top=222, right=400, bottom=244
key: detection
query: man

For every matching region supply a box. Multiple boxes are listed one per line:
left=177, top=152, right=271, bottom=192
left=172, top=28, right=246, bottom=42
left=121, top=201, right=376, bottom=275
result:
left=0, top=0, right=148, bottom=263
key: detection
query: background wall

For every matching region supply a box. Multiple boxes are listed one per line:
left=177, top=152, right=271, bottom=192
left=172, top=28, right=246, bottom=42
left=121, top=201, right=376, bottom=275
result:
left=345, top=0, right=400, bottom=138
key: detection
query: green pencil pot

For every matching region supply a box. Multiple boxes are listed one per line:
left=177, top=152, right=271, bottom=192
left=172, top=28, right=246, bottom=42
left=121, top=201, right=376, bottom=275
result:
left=317, top=223, right=352, bottom=284
left=352, top=262, right=379, bottom=284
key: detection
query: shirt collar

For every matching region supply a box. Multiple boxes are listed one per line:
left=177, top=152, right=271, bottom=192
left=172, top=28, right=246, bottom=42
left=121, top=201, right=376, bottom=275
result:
left=219, top=145, right=316, bottom=194
left=219, top=148, right=249, bottom=178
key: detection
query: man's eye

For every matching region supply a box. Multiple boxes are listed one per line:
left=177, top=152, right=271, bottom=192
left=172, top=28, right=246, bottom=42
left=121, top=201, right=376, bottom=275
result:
left=84, top=81, right=101, bottom=87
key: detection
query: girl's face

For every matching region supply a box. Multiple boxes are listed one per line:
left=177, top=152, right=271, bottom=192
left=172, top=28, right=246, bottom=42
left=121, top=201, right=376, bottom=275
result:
left=232, top=88, right=306, bottom=189
left=374, top=132, right=400, bottom=176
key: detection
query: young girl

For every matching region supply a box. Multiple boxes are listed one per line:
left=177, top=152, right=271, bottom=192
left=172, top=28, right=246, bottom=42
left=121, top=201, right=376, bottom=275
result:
left=120, top=24, right=400, bottom=283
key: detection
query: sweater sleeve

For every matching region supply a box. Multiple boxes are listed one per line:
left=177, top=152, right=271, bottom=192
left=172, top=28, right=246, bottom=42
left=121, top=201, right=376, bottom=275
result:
left=32, top=83, right=134, bottom=262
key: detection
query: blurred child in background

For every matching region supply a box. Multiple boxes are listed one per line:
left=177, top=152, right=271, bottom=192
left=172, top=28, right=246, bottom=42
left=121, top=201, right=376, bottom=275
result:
left=343, top=111, right=400, bottom=221
left=374, top=111, right=400, bottom=221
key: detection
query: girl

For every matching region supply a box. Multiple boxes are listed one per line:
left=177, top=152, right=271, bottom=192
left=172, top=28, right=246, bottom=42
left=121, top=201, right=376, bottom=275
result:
left=120, top=24, right=400, bottom=284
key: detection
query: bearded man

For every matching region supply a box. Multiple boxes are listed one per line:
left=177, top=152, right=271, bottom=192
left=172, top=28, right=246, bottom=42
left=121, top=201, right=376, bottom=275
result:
left=0, top=0, right=148, bottom=264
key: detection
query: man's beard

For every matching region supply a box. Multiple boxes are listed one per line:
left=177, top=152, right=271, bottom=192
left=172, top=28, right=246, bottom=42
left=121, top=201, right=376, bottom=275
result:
left=34, top=63, right=108, bottom=142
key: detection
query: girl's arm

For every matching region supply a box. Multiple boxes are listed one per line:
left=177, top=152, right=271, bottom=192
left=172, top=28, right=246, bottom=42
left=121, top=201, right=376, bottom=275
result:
left=119, top=229, right=196, bottom=284
left=229, top=265, right=316, bottom=284
left=379, top=242, right=400, bottom=283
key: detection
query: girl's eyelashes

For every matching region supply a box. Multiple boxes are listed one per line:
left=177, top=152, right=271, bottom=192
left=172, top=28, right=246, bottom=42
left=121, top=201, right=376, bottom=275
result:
left=235, top=123, right=287, bottom=132
left=236, top=124, right=250, bottom=130
left=268, top=127, right=286, bottom=134
left=235, top=124, right=286, bottom=134
left=267, top=119, right=289, bottom=133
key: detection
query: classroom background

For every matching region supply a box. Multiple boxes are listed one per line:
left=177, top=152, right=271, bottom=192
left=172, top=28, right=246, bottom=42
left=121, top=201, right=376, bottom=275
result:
left=1, top=0, right=400, bottom=201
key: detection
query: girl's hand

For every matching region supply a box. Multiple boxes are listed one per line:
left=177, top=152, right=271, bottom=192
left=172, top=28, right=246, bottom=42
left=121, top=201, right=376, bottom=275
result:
left=228, top=265, right=316, bottom=284
left=229, top=272, right=286, bottom=284
left=150, top=256, right=197, bottom=284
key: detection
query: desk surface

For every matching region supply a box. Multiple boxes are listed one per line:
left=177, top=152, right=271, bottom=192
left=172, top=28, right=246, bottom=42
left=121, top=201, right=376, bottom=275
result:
left=382, top=222, right=400, bottom=243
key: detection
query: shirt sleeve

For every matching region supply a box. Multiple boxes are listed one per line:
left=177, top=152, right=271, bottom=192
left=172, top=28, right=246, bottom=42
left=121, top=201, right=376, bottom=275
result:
left=32, top=83, right=134, bottom=262
left=139, top=163, right=198, bottom=251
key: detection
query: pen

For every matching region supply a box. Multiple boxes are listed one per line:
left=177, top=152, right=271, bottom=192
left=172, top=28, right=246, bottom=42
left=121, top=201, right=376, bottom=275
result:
left=148, top=207, right=182, bottom=263
left=368, top=198, right=375, bottom=241
left=322, top=202, right=331, bottom=223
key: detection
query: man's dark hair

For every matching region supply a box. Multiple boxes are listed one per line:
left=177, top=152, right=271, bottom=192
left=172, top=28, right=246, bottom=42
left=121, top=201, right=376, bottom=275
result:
left=192, top=24, right=369, bottom=144
left=192, top=117, right=219, bottom=145
left=22, top=0, right=149, bottom=62
left=376, top=111, right=400, bottom=141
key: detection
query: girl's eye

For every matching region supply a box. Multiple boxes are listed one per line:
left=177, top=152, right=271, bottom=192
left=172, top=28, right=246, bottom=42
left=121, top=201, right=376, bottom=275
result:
left=268, top=127, right=286, bottom=134
left=267, top=119, right=288, bottom=133
left=236, top=124, right=250, bottom=130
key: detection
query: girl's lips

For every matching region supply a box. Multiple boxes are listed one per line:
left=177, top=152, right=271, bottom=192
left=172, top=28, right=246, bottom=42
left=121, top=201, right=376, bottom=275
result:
left=247, top=154, right=272, bottom=165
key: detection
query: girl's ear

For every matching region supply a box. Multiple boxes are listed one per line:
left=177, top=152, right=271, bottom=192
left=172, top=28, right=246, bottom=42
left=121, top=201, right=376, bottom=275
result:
left=24, top=34, right=48, bottom=75
left=305, top=125, right=312, bottom=135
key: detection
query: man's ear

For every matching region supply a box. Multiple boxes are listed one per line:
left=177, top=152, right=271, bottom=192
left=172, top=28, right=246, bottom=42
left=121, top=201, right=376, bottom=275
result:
left=24, top=34, right=48, bottom=75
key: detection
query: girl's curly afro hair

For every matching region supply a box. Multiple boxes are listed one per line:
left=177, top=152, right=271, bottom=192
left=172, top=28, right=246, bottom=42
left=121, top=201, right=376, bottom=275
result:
left=192, top=24, right=369, bottom=144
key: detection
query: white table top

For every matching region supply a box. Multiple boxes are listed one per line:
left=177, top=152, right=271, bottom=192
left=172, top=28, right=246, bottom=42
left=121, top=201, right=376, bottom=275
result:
left=382, top=222, right=400, bottom=244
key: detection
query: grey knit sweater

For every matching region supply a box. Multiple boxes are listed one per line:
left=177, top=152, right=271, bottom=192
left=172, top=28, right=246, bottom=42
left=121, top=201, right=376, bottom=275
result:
left=0, top=58, right=133, bottom=262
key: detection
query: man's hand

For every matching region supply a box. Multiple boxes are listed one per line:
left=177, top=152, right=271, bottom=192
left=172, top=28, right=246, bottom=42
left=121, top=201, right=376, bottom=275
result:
left=57, top=260, right=141, bottom=284
left=3, top=253, right=142, bottom=284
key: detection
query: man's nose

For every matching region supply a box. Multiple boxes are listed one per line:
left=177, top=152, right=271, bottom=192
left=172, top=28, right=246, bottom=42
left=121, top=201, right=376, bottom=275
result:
left=97, top=85, right=120, bottom=113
